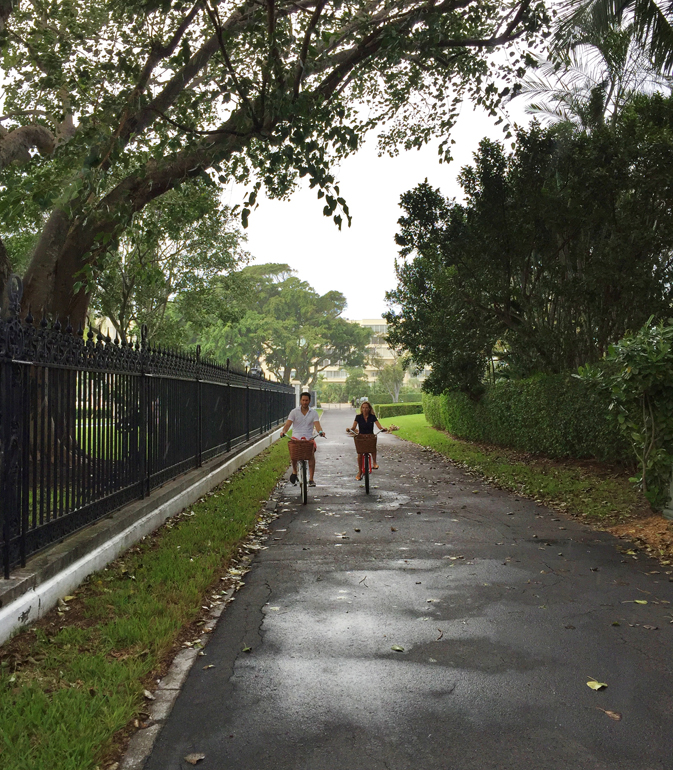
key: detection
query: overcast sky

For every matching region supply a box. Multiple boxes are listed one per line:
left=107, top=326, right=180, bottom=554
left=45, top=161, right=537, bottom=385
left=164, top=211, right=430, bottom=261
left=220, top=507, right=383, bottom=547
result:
left=226, top=100, right=531, bottom=321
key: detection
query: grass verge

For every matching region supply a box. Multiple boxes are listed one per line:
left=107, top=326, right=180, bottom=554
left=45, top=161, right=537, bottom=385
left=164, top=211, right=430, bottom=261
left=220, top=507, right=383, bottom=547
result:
left=0, top=440, right=290, bottom=770
left=381, top=414, right=673, bottom=563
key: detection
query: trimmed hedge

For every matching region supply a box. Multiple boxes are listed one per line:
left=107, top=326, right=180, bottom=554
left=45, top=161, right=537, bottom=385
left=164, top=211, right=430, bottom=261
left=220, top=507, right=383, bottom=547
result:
left=374, top=403, right=424, bottom=419
left=422, top=375, right=630, bottom=462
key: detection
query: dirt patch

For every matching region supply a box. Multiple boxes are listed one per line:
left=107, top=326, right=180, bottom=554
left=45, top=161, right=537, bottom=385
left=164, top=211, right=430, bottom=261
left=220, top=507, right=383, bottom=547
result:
left=608, top=516, right=673, bottom=564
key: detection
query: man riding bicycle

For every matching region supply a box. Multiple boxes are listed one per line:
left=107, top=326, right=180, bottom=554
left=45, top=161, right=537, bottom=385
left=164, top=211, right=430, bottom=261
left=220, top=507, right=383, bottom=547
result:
left=280, top=393, right=326, bottom=487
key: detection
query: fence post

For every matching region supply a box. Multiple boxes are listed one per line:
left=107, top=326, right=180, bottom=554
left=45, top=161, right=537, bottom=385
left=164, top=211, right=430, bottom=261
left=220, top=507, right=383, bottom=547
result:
left=196, top=345, right=202, bottom=468
left=0, top=276, right=24, bottom=578
left=246, top=378, right=250, bottom=442
left=226, top=359, right=231, bottom=452
left=139, top=325, right=149, bottom=499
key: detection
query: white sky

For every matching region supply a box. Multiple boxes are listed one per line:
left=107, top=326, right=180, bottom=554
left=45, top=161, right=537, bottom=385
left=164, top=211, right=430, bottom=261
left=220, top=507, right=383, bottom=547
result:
left=227, top=99, right=531, bottom=321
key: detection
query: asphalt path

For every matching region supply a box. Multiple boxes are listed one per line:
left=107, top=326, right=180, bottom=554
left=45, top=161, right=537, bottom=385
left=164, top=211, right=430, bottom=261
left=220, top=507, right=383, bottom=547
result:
left=144, top=409, right=673, bottom=770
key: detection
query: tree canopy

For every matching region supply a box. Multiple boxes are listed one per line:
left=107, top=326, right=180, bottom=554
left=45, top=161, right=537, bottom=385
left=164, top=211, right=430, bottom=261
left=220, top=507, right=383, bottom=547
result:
left=197, top=263, right=370, bottom=382
left=90, top=179, right=248, bottom=342
left=0, top=0, right=547, bottom=326
left=516, top=16, right=670, bottom=128
left=386, top=94, right=673, bottom=393
left=559, top=0, right=673, bottom=74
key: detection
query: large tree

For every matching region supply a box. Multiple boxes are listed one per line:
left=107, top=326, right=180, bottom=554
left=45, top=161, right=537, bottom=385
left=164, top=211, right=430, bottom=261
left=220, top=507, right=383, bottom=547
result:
left=0, top=0, right=547, bottom=326
left=386, top=96, right=673, bottom=392
left=198, top=263, right=370, bottom=382
left=90, top=179, right=248, bottom=342
left=377, top=354, right=408, bottom=402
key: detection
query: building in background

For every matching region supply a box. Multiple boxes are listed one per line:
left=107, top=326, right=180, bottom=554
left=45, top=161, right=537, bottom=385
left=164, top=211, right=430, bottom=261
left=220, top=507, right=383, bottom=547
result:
left=321, top=319, right=430, bottom=385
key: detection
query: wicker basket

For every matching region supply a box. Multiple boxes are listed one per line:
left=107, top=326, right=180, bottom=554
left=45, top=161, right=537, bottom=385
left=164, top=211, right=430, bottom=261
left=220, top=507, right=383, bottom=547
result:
left=353, top=433, right=377, bottom=455
left=288, top=439, right=315, bottom=461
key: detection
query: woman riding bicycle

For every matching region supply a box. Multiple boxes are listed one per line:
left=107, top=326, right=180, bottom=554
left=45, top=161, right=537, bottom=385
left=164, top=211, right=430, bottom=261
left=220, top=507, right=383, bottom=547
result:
left=347, top=400, right=386, bottom=480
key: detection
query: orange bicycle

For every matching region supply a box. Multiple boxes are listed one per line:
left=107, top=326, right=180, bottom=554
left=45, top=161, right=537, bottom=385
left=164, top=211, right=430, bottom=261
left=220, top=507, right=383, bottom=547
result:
left=348, top=431, right=380, bottom=495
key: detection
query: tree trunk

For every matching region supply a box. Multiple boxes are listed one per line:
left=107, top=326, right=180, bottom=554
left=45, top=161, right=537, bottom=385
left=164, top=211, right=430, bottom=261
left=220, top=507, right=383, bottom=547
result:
left=21, top=121, right=249, bottom=325
left=0, top=236, right=10, bottom=314
left=21, top=208, right=72, bottom=320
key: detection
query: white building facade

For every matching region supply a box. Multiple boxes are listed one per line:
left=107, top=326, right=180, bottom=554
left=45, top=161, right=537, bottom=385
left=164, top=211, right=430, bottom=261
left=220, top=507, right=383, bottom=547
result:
left=321, top=319, right=430, bottom=385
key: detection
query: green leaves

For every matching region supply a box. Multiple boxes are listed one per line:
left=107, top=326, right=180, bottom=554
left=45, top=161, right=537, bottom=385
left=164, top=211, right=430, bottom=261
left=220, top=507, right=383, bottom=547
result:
left=388, top=98, right=673, bottom=397
left=578, top=318, right=673, bottom=509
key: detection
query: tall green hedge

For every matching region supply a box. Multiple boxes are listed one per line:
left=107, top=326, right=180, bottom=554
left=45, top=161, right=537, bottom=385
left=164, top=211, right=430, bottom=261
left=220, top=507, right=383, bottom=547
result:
left=422, top=375, right=630, bottom=462
left=374, top=403, right=424, bottom=419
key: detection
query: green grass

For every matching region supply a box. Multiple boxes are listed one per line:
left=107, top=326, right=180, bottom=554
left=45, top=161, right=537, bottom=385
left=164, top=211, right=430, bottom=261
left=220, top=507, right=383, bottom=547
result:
left=380, top=413, right=647, bottom=521
left=0, top=441, right=291, bottom=770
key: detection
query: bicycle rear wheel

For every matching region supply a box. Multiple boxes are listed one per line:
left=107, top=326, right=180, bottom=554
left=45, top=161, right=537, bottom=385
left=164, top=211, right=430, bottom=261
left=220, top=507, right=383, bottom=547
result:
left=299, top=460, right=308, bottom=505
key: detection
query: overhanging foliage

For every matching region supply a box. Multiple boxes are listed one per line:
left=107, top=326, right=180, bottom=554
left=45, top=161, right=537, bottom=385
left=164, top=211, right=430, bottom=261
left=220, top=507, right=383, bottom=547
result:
left=0, top=0, right=547, bottom=325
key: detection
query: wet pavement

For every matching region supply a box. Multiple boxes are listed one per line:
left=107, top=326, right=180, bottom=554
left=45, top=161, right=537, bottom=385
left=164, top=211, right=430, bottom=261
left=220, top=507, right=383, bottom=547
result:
left=144, top=409, right=673, bottom=770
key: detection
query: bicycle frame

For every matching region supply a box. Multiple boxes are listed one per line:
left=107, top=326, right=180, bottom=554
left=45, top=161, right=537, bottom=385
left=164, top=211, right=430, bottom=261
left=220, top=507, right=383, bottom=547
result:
left=359, top=451, right=371, bottom=494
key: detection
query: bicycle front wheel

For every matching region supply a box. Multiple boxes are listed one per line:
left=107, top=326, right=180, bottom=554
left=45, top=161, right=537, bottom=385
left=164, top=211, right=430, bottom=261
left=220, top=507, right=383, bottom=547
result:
left=299, top=460, right=308, bottom=505
left=364, top=454, right=370, bottom=494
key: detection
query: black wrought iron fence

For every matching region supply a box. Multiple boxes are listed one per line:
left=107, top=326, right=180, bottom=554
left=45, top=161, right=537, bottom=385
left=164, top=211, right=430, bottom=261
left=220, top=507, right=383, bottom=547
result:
left=0, top=277, right=295, bottom=577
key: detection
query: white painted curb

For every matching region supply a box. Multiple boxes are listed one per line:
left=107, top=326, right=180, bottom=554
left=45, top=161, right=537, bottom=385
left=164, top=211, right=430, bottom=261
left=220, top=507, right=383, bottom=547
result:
left=0, top=429, right=283, bottom=646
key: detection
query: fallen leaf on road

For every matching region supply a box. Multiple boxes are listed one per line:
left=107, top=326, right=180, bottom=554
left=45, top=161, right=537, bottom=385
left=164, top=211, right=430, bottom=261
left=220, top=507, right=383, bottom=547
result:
left=643, top=625, right=659, bottom=630
left=203, top=664, right=215, bottom=669
left=587, top=678, right=608, bottom=690
left=634, top=600, right=648, bottom=605
left=242, top=646, right=251, bottom=653
left=391, top=645, right=405, bottom=652
left=436, top=629, right=444, bottom=641
left=391, top=527, right=397, bottom=532
left=184, top=754, right=206, bottom=765
left=143, top=690, right=155, bottom=700
left=597, top=708, right=621, bottom=721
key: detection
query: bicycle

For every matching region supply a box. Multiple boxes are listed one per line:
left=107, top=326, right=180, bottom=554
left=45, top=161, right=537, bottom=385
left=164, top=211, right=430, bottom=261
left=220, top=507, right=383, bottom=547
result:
left=281, top=434, right=324, bottom=505
left=347, top=430, right=385, bottom=495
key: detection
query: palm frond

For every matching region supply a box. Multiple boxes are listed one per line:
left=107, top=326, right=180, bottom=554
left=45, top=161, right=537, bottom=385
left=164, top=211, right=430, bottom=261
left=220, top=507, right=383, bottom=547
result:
left=558, top=0, right=673, bottom=74
left=632, top=0, right=673, bottom=73
left=525, top=102, right=580, bottom=124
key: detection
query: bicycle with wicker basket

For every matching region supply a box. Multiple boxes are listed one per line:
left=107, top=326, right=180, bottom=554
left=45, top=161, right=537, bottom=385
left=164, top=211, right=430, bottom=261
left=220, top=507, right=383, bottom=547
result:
left=348, top=430, right=382, bottom=495
left=286, top=438, right=317, bottom=505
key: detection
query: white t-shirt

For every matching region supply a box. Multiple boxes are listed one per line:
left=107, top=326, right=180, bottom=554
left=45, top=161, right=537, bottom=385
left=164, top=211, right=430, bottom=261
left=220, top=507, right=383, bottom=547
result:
left=288, top=407, right=319, bottom=440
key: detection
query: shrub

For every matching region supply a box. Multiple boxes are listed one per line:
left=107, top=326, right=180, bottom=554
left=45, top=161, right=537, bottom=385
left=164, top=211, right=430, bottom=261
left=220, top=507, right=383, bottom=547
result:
left=577, top=319, right=673, bottom=509
left=422, top=374, right=629, bottom=463
left=374, top=403, right=424, bottom=418
left=399, top=392, right=423, bottom=403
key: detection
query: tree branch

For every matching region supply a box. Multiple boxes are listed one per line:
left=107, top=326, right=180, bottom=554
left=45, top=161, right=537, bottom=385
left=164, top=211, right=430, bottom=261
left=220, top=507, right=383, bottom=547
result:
left=438, top=0, right=532, bottom=48
left=136, top=1, right=204, bottom=95
left=0, top=123, right=55, bottom=167
left=205, top=0, right=263, bottom=132
left=293, top=0, right=327, bottom=98
left=150, top=107, right=251, bottom=136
